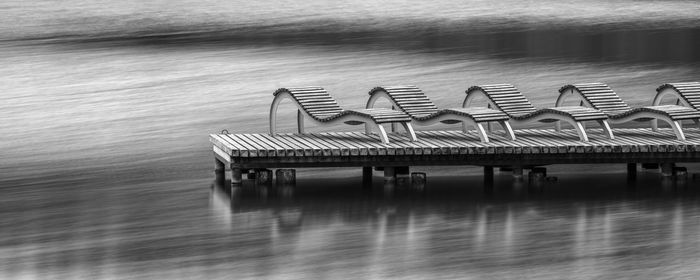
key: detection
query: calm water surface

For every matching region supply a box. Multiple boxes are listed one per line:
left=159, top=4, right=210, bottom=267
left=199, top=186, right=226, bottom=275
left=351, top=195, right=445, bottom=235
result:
left=3, top=0, right=700, bottom=279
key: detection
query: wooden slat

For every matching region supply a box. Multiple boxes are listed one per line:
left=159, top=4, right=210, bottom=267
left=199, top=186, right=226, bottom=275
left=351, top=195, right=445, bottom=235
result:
left=210, top=129, right=700, bottom=165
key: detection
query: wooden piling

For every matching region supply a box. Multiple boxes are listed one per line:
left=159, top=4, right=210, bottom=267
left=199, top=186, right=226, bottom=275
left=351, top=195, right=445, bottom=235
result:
left=484, top=166, right=494, bottom=186
left=674, top=166, right=688, bottom=178
left=529, top=169, right=546, bottom=184
left=255, top=169, right=273, bottom=185
left=275, top=169, right=296, bottom=185
left=627, top=163, right=637, bottom=181
left=512, top=166, right=524, bottom=180
left=411, top=172, right=426, bottom=186
left=230, top=164, right=243, bottom=185
left=532, top=167, right=547, bottom=177
left=396, top=166, right=410, bottom=186
left=661, top=163, right=675, bottom=177
left=214, top=158, right=225, bottom=186
left=247, top=169, right=256, bottom=180
left=362, top=167, right=373, bottom=187
left=384, top=167, right=396, bottom=182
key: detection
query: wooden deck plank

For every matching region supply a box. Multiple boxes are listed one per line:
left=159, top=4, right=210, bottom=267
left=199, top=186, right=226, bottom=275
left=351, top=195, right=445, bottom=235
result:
left=250, top=133, right=293, bottom=157
left=223, top=134, right=256, bottom=157
left=243, top=133, right=279, bottom=157
left=276, top=134, right=315, bottom=156
left=210, top=128, right=700, bottom=167
left=231, top=134, right=268, bottom=157
left=346, top=132, right=388, bottom=156
left=212, top=134, right=247, bottom=157
left=317, top=133, right=354, bottom=156
left=327, top=132, right=366, bottom=156
left=209, top=134, right=238, bottom=157
left=306, top=133, right=343, bottom=156
left=286, top=134, right=323, bottom=156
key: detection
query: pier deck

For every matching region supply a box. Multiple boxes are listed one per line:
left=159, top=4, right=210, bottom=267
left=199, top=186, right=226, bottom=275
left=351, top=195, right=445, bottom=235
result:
left=211, top=128, right=700, bottom=168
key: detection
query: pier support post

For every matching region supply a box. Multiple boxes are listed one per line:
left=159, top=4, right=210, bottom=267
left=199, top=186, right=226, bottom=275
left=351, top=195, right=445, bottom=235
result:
left=484, top=166, right=494, bottom=186
left=675, top=167, right=688, bottom=187
left=661, top=163, right=675, bottom=177
left=214, top=158, right=225, bottom=186
left=230, top=164, right=243, bottom=186
left=529, top=169, right=546, bottom=185
left=255, top=169, right=273, bottom=185
left=384, top=167, right=396, bottom=182
left=627, top=163, right=637, bottom=181
left=411, top=172, right=426, bottom=186
left=247, top=169, right=256, bottom=180
left=276, top=169, right=296, bottom=186
left=396, top=166, right=410, bottom=186
left=532, top=167, right=547, bottom=177
left=512, top=166, right=524, bottom=180
left=674, top=166, right=688, bottom=178
left=362, top=167, right=373, bottom=187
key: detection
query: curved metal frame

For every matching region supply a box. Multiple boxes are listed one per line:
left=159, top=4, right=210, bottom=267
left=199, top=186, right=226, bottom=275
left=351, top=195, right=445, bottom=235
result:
left=270, top=91, right=416, bottom=144
left=557, top=86, right=687, bottom=141
left=366, top=90, right=515, bottom=142
left=465, top=88, right=614, bottom=142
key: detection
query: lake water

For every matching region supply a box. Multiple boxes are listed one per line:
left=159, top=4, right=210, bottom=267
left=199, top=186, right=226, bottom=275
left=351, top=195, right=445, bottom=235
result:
left=2, top=0, right=700, bottom=279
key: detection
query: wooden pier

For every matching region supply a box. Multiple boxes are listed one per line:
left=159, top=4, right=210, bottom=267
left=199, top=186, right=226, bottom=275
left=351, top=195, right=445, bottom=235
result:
left=211, top=128, right=700, bottom=184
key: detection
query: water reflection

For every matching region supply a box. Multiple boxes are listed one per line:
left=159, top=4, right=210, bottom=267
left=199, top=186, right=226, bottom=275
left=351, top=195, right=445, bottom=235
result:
left=205, top=171, right=700, bottom=278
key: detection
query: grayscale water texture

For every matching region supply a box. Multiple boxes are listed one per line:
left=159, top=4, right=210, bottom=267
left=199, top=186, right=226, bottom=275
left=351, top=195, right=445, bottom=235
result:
left=2, top=0, right=700, bottom=279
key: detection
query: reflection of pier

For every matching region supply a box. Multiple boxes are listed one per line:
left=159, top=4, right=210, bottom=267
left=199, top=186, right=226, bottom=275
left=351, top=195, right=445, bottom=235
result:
left=209, top=182, right=700, bottom=277
left=211, top=128, right=700, bottom=185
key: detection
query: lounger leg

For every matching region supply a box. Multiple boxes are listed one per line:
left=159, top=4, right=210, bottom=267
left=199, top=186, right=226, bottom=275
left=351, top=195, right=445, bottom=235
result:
left=499, top=121, right=516, bottom=141
left=670, top=120, right=686, bottom=141
left=573, top=121, right=589, bottom=142
left=486, top=104, right=493, bottom=133
left=391, top=106, right=397, bottom=133
left=598, top=120, right=614, bottom=140
left=400, top=122, right=418, bottom=142
left=374, top=124, right=390, bottom=144
left=651, top=119, right=658, bottom=131
left=694, top=119, right=700, bottom=130
left=555, top=121, right=562, bottom=132
left=475, top=123, right=490, bottom=143
left=269, top=98, right=280, bottom=135
left=297, top=109, right=305, bottom=134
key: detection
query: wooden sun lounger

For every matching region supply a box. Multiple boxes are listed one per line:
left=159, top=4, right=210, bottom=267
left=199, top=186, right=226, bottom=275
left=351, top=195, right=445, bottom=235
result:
left=654, top=82, right=700, bottom=110
left=557, top=82, right=700, bottom=141
left=464, top=84, right=614, bottom=142
left=270, top=86, right=418, bottom=144
left=365, top=85, right=515, bottom=142
left=653, top=82, right=700, bottom=130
